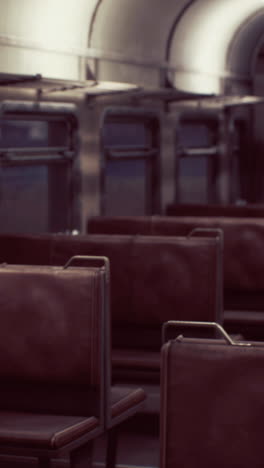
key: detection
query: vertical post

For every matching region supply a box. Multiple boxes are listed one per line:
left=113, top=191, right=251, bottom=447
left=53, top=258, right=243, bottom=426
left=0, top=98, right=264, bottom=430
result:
left=215, top=110, right=232, bottom=204
left=105, top=427, right=119, bottom=468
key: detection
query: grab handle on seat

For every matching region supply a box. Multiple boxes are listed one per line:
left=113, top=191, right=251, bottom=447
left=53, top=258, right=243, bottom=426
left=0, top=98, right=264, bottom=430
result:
left=162, top=320, right=251, bottom=347
left=63, top=255, right=110, bottom=280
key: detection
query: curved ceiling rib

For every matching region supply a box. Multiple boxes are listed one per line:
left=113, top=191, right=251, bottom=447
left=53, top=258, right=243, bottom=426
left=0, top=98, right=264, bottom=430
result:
left=168, top=0, right=264, bottom=95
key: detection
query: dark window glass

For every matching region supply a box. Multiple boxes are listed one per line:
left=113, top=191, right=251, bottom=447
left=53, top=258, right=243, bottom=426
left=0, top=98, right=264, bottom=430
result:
left=0, top=164, right=69, bottom=234
left=178, top=121, right=217, bottom=148
left=0, top=119, right=69, bottom=149
left=103, top=121, right=151, bottom=147
left=105, top=160, right=146, bottom=216
left=101, top=110, right=160, bottom=215
left=179, top=156, right=208, bottom=203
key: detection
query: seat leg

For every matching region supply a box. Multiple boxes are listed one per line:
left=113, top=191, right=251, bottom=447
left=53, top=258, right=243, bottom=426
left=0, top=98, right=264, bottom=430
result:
left=106, top=427, right=119, bottom=468
left=38, top=457, right=52, bottom=468
left=70, top=440, right=94, bottom=468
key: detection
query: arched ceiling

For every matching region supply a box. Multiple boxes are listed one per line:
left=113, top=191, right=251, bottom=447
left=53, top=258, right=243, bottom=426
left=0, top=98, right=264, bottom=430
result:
left=168, top=0, right=264, bottom=94
left=0, top=0, right=263, bottom=95
left=90, top=0, right=264, bottom=95
left=89, top=0, right=192, bottom=87
left=89, top=0, right=191, bottom=63
left=0, top=0, right=97, bottom=80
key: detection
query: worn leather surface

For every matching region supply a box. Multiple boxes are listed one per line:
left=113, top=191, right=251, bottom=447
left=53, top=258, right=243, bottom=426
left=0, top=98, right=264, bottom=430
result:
left=53, top=234, right=220, bottom=326
left=0, top=412, right=98, bottom=448
left=151, top=217, right=264, bottom=291
left=51, top=234, right=134, bottom=324
left=0, top=233, right=221, bottom=351
left=112, top=349, right=160, bottom=383
left=0, top=265, right=103, bottom=416
left=112, top=349, right=160, bottom=370
left=0, top=259, right=147, bottom=446
left=128, top=235, right=220, bottom=326
left=166, top=202, right=264, bottom=217
left=50, top=233, right=221, bottom=349
left=0, top=234, right=53, bottom=265
left=110, top=387, right=146, bottom=418
left=86, top=215, right=264, bottom=314
left=88, top=216, right=153, bottom=235
left=161, top=338, right=264, bottom=468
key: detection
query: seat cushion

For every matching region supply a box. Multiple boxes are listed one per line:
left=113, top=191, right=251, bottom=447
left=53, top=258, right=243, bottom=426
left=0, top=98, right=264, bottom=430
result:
left=0, top=412, right=99, bottom=449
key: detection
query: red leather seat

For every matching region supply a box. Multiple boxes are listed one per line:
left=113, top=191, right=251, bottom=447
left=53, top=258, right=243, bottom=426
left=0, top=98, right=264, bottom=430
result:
left=0, top=262, right=105, bottom=467
left=87, top=215, right=264, bottom=339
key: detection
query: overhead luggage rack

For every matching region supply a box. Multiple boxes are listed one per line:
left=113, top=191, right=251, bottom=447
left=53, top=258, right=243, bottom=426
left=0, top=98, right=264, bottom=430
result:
left=0, top=72, right=141, bottom=98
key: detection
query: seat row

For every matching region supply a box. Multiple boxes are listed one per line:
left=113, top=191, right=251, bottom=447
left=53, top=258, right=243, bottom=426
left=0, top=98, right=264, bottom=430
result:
left=0, top=229, right=223, bottom=413
left=87, top=214, right=264, bottom=339
left=0, top=258, right=146, bottom=467
left=0, top=220, right=261, bottom=467
left=166, top=201, right=264, bottom=218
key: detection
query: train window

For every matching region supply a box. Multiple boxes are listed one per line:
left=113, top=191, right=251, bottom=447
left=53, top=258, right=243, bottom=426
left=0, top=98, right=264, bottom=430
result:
left=0, top=101, right=79, bottom=234
left=175, top=115, right=219, bottom=204
left=101, top=108, right=160, bottom=216
left=178, top=120, right=217, bottom=148
left=103, top=121, right=150, bottom=148
left=0, top=119, right=69, bottom=149
left=177, top=157, right=209, bottom=204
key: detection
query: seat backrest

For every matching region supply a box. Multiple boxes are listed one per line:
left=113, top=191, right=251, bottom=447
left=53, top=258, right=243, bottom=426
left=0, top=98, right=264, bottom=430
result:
left=87, top=216, right=154, bottom=236
left=0, top=233, right=53, bottom=265
left=0, top=232, right=223, bottom=350
left=160, top=335, right=264, bottom=468
left=86, top=215, right=264, bottom=312
left=166, top=202, right=264, bottom=218
left=50, top=233, right=223, bottom=349
left=0, top=262, right=106, bottom=421
left=151, top=216, right=264, bottom=312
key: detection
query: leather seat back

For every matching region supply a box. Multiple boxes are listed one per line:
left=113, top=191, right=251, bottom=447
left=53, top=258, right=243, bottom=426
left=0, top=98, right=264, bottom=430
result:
left=0, top=264, right=105, bottom=418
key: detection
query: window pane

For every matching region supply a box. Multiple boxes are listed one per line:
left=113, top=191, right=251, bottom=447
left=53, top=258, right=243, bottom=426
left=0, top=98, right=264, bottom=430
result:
left=0, top=164, right=70, bottom=233
left=104, top=160, right=146, bottom=215
left=178, top=122, right=217, bottom=148
left=0, top=119, right=69, bottom=149
left=0, top=165, right=49, bottom=233
left=179, top=157, right=208, bottom=203
left=103, top=121, right=150, bottom=147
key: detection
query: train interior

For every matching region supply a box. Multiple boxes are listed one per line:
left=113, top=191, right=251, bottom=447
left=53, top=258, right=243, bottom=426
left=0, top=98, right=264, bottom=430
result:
left=1, top=0, right=264, bottom=467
